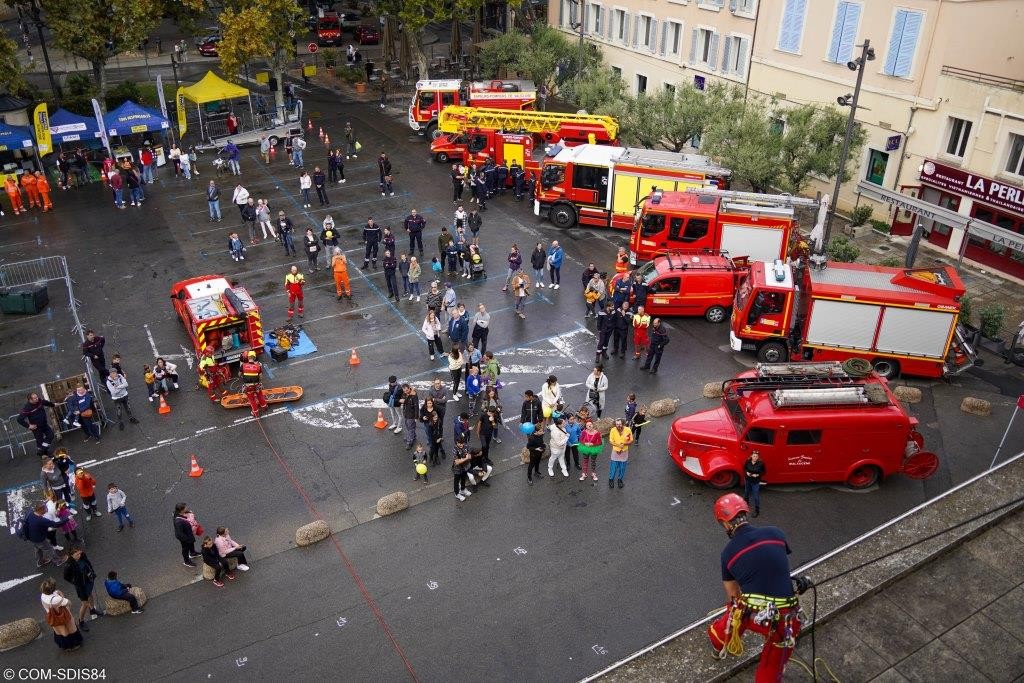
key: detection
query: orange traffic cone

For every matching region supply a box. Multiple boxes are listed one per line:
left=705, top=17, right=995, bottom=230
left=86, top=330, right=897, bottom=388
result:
left=269, top=144, right=276, bottom=159
left=318, top=127, right=324, bottom=141
left=188, top=454, right=204, bottom=478
left=323, top=134, right=330, bottom=147
left=349, top=348, right=360, bottom=366
left=158, top=394, right=171, bottom=414
left=307, top=119, right=313, bottom=131
left=374, top=409, right=389, bottom=429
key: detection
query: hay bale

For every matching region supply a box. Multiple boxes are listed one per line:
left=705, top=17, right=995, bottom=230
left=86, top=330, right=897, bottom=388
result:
left=295, top=519, right=331, bottom=547
left=960, top=397, right=992, bottom=417
left=702, top=382, right=724, bottom=399
left=648, top=398, right=679, bottom=417
left=376, top=491, right=409, bottom=517
left=0, top=618, right=41, bottom=652
left=594, top=417, right=615, bottom=435
left=104, top=586, right=147, bottom=616
left=201, top=557, right=238, bottom=580
left=892, top=386, right=922, bottom=404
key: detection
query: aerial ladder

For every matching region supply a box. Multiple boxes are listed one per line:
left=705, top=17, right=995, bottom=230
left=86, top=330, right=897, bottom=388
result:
left=437, top=106, right=619, bottom=144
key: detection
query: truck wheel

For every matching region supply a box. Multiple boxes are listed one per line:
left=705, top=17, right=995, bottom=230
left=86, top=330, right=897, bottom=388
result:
left=705, top=306, right=728, bottom=324
left=434, top=151, right=450, bottom=164
left=757, top=341, right=787, bottom=364
left=871, top=359, right=900, bottom=380
left=425, top=122, right=440, bottom=140
left=707, top=470, right=739, bottom=490
left=549, top=204, right=577, bottom=229
left=846, top=465, right=881, bottom=489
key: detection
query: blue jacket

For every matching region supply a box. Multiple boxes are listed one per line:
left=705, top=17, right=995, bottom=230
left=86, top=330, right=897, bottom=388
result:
left=465, top=373, right=482, bottom=397
left=453, top=416, right=471, bottom=443
left=613, top=279, right=632, bottom=305
left=23, top=512, right=53, bottom=544
left=547, top=246, right=564, bottom=268
left=566, top=421, right=583, bottom=446
left=104, top=578, right=130, bottom=599
left=65, top=392, right=95, bottom=416
left=447, top=313, right=469, bottom=344
left=225, top=142, right=240, bottom=161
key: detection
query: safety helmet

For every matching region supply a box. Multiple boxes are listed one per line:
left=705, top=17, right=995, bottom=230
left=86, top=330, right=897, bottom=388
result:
left=247, top=351, right=257, bottom=361
left=713, top=493, right=749, bottom=524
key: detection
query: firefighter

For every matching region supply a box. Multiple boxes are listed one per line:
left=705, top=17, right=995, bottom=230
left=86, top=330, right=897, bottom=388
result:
left=285, top=265, right=305, bottom=319
left=614, top=247, right=629, bottom=275
left=4, top=175, right=25, bottom=214
left=35, top=171, right=53, bottom=211
left=362, top=217, right=381, bottom=269
left=21, top=171, right=39, bottom=209
left=198, top=346, right=229, bottom=402
left=240, top=351, right=268, bottom=417
left=708, top=493, right=802, bottom=682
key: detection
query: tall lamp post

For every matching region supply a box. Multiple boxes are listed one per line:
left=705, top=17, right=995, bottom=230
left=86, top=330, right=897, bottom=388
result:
left=821, top=39, right=874, bottom=252
left=568, top=0, right=586, bottom=88
left=27, top=0, right=61, bottom=99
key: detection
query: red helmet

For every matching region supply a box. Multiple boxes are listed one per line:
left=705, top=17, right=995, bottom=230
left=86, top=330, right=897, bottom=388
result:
left=713, top=493, right=749, bottom=524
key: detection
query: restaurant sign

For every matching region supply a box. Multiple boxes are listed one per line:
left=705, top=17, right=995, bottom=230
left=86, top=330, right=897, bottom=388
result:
left=920, top=159, right=1024, bottom=216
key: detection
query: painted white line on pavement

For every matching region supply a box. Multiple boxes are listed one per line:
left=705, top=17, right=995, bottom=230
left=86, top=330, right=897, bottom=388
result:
left=291, top=397, right=360, bottom=429
left=78, top=460, right=97, bottom=467
left=157, top=438, right=175, bottom=445
left=144, top=323, right=160, bottom=357
left=195, top=426, right=217, bottom=435
left=0, top=573, right=42, bottom=593
left=0, top=344, right=52, bottom=359
left=116, top=448, right=138, bottom=456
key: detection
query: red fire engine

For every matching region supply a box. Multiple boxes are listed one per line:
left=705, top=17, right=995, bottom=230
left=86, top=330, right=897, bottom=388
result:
left=668, top=361, right=940, bottom=489
left=730, top=260, right=976, bottom=379
left=315, top=12, right=342, bottom=46
left=629, top=188, right=818, bottom=266
left=534, top=145, right=731, bottom=230
left=408, top=79, right=536, bottom=140
left=170, top=275, right=264, bottom=364
left=432, top=130, right=535, bottom=168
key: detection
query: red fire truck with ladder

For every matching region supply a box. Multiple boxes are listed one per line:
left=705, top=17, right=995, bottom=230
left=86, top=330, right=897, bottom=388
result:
left=171, top=275, right=265, bottom=365
left=668, top=361, right=940, bottom=490
left=730, top=259, right=977, bottom=379
left=534, top=145, right=731, bottom=230
left=408, top=79, right=536, bottom=140
left=629, top=188, right=818, bottom=265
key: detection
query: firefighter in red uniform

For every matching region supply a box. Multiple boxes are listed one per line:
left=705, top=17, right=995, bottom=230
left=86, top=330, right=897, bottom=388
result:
left=708, top=493, right=802, bottom=682
left=240, top=350, right=268, bottom=417
left=198, top=346, right=229, bottom=402
left=285, top=265, right=305, bottom=319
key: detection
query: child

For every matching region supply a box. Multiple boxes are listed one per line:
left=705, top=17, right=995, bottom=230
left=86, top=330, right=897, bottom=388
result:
left=431, top=257, right=443, bottom=277
left=106, top=483, right=135, bottom=532
left=56, top=499, right=79, bottom=543
left=453, top=204, right=467, bottom=230
left=631, top=402, right=649, bottom=444
left=75, top=468, right=101, bottom=520
left=625, top=393, right=638, bottom=427
left=413, top=444, right=429, bottom=483
left=104, top=571, right=144, bottom=613
left=143, top=364, right=158, bottom=401
left=228, top=232, right=246, bottom=261
left=110, top=353, right=124, bottom=377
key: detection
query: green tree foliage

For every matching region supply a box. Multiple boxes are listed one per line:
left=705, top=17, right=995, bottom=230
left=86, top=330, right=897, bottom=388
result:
left=0, top=35, right=28, bottom=97
left=557, top=66, right=626, bottom=116
left=38, top=0, right=162, bottom=108
left=701, top=92, right=782, bottom=193
left=775, top=104, right=866, bottom=195
left=478, top=25, right=599, bottom=96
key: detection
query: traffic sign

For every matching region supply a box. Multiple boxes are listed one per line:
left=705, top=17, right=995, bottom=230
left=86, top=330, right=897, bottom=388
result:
left=308, top=42, right=318, bottom=54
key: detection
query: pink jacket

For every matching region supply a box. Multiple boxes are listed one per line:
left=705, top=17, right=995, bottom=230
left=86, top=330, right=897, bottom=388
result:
left=214, top=534, right=240, bottom=557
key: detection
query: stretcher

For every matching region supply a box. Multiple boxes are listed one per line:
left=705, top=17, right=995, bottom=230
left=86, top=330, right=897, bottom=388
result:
left=220, top=386, right=304, bottom=409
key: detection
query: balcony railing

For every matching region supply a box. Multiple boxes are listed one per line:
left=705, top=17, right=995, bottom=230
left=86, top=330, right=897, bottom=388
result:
left=941, top=66, right=1024, bottom=92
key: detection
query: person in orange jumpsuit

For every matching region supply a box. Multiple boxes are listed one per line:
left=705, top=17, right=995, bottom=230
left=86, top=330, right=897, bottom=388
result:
left=331, top=247, right=351, bottom=299
left=21, top=172, right=39, bottom=209
left=35, top=172, right=53, bottom=211
left=614, top=246, right=629, bottom=275
left=4, top=176, right=25, bottom=214
left=285, top=265, right=305, bottom=319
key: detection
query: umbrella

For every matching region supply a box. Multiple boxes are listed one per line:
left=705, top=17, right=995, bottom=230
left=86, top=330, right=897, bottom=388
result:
left=450, top=15, right=462, bottom=62
left=399, top=31, right=410, bottom=76
left=382, top=17, right=396, bottom=64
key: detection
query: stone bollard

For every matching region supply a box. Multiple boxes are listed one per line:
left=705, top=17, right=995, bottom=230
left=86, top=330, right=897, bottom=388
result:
left=201, top=557, right=239, bottom=581
left=0, top=618, right=41, bottom=652
left=892, top=386, right=922, bottom=404
left=648, top=398, right=679, bottom=417
left=104, top=587, right=148, bottom=616
left=295, top=519, right=331, bottom=547
left=594, top=417, right=615, bottom=435
left=960, top=397, right=992, bottom=416
left=702, top=382, right=724, bottom=399
left=376, top=491, right=409, bottom=517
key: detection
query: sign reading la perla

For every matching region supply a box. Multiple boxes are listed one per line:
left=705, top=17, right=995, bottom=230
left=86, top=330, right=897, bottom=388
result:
left=920, top=159, right=1024, bottom=216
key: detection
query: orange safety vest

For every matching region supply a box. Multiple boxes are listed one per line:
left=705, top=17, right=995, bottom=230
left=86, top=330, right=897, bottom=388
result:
left=240, top=361, right=262, bottom=384
left=615, top=255, right=629, bottom=274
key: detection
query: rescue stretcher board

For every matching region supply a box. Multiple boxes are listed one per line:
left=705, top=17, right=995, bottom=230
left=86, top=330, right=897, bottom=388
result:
left=220, top=386, right=304, bottom=409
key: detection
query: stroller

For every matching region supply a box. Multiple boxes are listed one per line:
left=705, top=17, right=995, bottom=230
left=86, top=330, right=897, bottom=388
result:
left=469, top=250, right=486, bottom=280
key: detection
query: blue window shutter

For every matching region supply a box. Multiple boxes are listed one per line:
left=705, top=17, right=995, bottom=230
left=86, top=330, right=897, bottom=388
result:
left=827, top=3, right=848, bottom=62
left=884, top=10, right=908, bottom=75
left=622, top=13, right=631, bottom=45
left=778, top=0, right=807, bottom=53
left=828, top=2, right=861, bottom=63
left=894, top=10, right=922, bottom=76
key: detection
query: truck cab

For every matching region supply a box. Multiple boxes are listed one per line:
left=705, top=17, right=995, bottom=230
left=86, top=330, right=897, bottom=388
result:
left=409, top=79, right=535, bottom=140
left=668, top=361, right=939, bottom=490
left=171, top=275, right=264, bottom=364
left=730, top=260, right=797, bottom=363
left=614, top=251, right=746, bottom=322
left=316, top=12, right=342, bottom=45
left=431, top=129, right=532, bottom=167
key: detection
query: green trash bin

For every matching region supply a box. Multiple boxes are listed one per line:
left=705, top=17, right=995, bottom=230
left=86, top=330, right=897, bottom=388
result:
left=0, top=284, right=49, bottom=314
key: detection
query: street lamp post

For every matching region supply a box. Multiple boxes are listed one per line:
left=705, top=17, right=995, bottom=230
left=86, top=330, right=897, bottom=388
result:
left=822, top=39, right=874, bottom=251
left=28, top=0, right=61, bottom=99
left=568, top=0, right=586, bottom=89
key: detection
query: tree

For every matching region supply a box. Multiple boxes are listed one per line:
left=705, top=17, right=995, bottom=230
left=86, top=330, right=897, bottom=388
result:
left=217, top=0, right=304, bottom=118
left=701, top=93, right=782, bottom=193
left=478, top=25, right=600, bottom=98
left=0, top=34, right=28, bottom=97
left=775, top=103, right=866, bottom=195
left=38, top=0, right=161, bottom=108
left=558, top=65, right=627, bottom=116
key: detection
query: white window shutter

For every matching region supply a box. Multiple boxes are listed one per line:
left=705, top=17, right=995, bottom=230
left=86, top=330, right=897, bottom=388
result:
left=721, top=36, right=733, bottom=74
left=689, top=28, right=699, bottom=63
left=608, top=11, right=616, bottom=39
left=736, top=37, right=749, bottom=77
left=708, top=32, right=720, bottom=69
left=659, top=21, right=668, bottom=56
left=622, top=13, right=631, bottom=45
left=632, top=16, right=640, bottom=47
left=826, top=3, right=847, bottom=62
left=649, top=20, right=659, bottom=53
left=729, top=0, right=737, bottom=11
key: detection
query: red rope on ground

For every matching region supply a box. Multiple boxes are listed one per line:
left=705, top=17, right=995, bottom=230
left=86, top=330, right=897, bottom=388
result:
left=255, top=417, right=420, bottom=682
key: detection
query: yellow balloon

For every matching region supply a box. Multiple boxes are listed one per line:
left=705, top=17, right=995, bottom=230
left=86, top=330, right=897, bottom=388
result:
left=415, top=463, right=428, bottom=475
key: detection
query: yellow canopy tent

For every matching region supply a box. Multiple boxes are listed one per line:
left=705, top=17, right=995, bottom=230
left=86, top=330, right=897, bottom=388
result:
left=179, top=71, right=253, bottom=143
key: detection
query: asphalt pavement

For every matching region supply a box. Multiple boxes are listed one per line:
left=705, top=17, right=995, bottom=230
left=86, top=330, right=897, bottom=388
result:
left=1, top=80, right=1023, bottom=680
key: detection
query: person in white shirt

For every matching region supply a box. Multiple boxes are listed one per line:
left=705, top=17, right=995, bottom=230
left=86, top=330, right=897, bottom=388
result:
left=540, top=374, right=562, bottom=426
left=105, top=369, right=138, bottom=430
left=299, top=171, right=312, bottom=208
left=232, top=184, right=250, bottom=218
left=585, top=364, right=610, bottom=417
left=547, top=417, right=570, bottom=477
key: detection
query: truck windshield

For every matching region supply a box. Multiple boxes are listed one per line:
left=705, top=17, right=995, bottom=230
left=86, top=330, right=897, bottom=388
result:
left=416, top=91, right=436, bottom=109
left=540, top=164, right=564, bottom=189
left=724, top=397, right=746, bottom=433
left=636, top=260, right=659, bottom=285
left=735, top=276, right=752, bottom=313
left=640, top=212, right=665, bottom=237
left=318, top=19, right=339, bottom=29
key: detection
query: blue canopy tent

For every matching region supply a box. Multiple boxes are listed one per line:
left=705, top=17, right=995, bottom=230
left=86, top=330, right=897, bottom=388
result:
left=0, top=122, right=37, bottom=178
left=103, top=100, right=169, bottom=137
left=48, top=108, right=102, bottom=145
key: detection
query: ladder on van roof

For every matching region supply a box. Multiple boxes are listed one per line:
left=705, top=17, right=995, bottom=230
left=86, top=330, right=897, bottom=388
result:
left=685, top=187, right=821, bottom=209
left=722, top=361, right=860, bottom=396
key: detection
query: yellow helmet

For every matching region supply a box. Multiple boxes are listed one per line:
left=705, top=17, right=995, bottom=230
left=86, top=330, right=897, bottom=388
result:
left=247, top=351, right=257, bottom=361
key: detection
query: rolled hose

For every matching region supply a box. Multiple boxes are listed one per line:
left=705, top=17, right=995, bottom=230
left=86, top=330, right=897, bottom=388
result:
left=842, top=357, right=872, bottom=377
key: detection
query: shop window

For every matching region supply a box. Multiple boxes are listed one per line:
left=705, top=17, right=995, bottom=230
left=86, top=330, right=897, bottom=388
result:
left=945, top=117, right=972, bottom=158
left=865, top=149, right=889, bottom=185
left=1006, top=133, right=1024, bottom=176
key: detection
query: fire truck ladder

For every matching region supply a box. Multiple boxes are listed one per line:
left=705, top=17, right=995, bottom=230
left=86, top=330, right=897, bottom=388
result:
left=722, top=361, right=860, bottom=396
left=437, top=106, right=619, bottom=139
left=685, top=187, right=821, bottom=209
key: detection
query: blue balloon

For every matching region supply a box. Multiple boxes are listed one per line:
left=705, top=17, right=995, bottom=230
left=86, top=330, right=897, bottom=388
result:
left=519, top=422, right=535, bottom=435
left=551, top=411, right=563, bottom=421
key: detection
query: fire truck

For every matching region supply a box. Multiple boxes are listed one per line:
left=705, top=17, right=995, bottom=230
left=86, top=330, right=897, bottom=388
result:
left=668, top=361, right=940, bottom=490
left=611, top=251, right=746, bottom=322
left=170, top=275, right=264, bottom=364
left=730, top=259, right=976, bottom=379
left=534, top=145, right=731, bottom=230
left=315, top=12, right=342, bottom=46
left=408, top=79, right=536, bottom=140
left=629, top=188, right=818, bottom=266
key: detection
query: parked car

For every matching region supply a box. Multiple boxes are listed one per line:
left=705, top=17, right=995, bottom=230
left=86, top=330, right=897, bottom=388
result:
left=340, top=11, right=362, bottom=30
left=354, top=25, right=380, bottom=45
left=197, top=38, right=220, bottom=57
left=194, top=27, right=220, bottom=48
